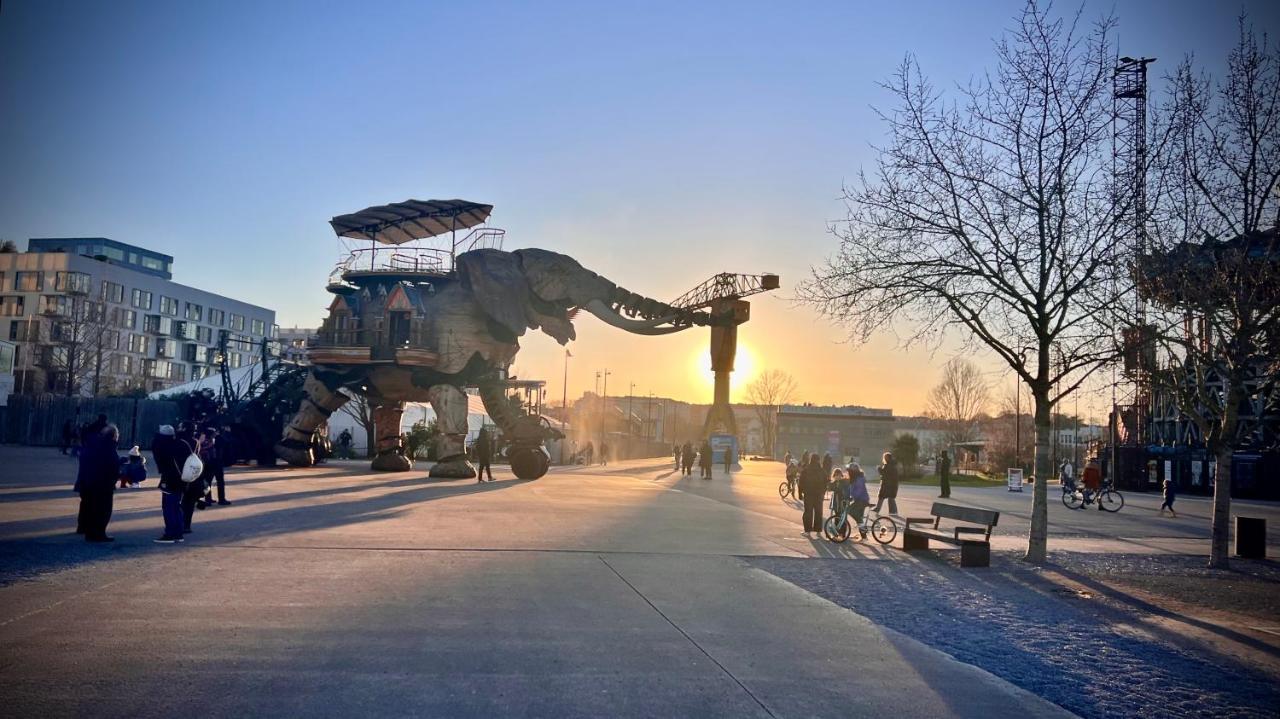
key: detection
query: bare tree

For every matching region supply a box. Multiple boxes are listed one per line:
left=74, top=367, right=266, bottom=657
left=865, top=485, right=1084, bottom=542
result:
left=925, top=358, right=991, bottom=447
left=43, top=295, right=121, bottom=397
left=800, top=3, right=1126, bottom=562
left=1135, top=19, right=1280, bottom=568
left=336, top=389, right=376, bottom=458
left=744, top=369, right=798, bottom=456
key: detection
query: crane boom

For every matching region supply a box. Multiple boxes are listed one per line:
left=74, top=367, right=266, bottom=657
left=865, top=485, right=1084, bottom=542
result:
left=668, top=273, right=780, bottom=312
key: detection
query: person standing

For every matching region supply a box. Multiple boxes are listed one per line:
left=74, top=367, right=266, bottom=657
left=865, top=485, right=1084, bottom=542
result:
left=673, top=444, right=680, bottom=470
left=151, top=425, right=190, bottom=543
left=177, top=426, right=205, bottom=534
left=723, top=444, right=734, bottom=475
left=799, top=454, right=826, bottom=537
left=474, top=428, right=495, bottom=482
left=681, top=441, right=695, bottom=476
left=847, top=462, right=871, bottom=538
left=1159, top=474, right=1178, bottom=517
left=75, top=424, right=121, bottom=542
left=699, top=439, right=713, bottom=479
left=198, top=428, right=229, bottom=508
left=600, top=441, right=609, bottom=467
left=821, top=453, right=834, bottom=482
left=938, top=451, right=951, bottom=498
left=61, top=419, right=75, bottom=455
left=874, top=452, right=900, bottom=516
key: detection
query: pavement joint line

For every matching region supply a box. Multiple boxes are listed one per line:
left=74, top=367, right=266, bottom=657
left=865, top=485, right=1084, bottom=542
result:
left=0, top=577, right=124, bottom=628
left=596, top=554, right=779, bottom=719
left=210, top=543, right=807, bottom=560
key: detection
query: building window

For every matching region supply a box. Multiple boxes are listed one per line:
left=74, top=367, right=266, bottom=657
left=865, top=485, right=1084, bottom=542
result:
left=159, top=296, right=178, bottom=316
left=54, top=271, right=91, bottom=294
left=230, top=314, right=245, bottom=331
left=114, top=355, right=133, bottom=374
left=111, top=307, right=136, bottom=330
left=9, top=319, right=39, bottom=341
left=196, top=325, right=212, bottom=344
left=1, top=296, right=26, bottom=317
left=128, top=334, right=150, bottom=354
left=156, top=338, right=179, bottom=358
left=100, top=281, right=125, bottom=304
left=228, top=352, right=242, bottom=369
left=251, top=318, right=265, bottom=335
left=191, top=365, right=208, bottom=380
left=184, top=302, right=202, bottom=321
left=14, top=271, right=42, bottom=292
left=41, top=295, right=71, bottom=316
left=131, top=289, right=153, bottom=310
left=140, top=256, right=165, bottom=272
left=168, top=363, right=185, bottom=381
left=208, top=309, right=225, bottom=326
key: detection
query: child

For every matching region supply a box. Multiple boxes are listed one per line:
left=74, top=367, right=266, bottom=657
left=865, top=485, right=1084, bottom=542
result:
left=1159, top=476, right=1177, bottom=517
left=120, top=446, right=148, bottom=488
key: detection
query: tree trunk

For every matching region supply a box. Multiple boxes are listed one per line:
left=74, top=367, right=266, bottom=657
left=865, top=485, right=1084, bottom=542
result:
left=1208, top=446, right=1233, bottom=569
left=1024, top=388, right=1052, bottom=564
left=1207, top=385, right=1240, bottom=569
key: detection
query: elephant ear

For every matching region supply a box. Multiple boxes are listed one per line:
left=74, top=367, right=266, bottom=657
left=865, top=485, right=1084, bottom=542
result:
left=456, top=249, right=533, bottom=339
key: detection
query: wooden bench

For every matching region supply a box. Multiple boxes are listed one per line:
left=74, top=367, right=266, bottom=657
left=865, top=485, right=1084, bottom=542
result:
left=903, top=502, right=1000, bottom=567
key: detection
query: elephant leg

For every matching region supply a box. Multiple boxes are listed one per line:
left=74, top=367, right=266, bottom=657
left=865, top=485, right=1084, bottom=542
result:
left=276, top=371, right=349, bottom=467
left=370, top=401, right=412, bottom=472
left=428, top=384, right=475, bottom=479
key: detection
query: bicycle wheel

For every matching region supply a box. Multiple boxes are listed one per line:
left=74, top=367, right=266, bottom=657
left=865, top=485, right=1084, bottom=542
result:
left=1062, top=489, right=1084, bottom=510
left=870, top=516, right=898, bottom=545
left=1099, top=490, right=1124, bottom=512
left=778, top=481, right=792, bottom=499
left=823, top=514, right=850, bottom=543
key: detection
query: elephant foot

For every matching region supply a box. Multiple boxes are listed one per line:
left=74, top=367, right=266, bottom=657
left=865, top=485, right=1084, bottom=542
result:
left=370, top=451, right=412, bottom=472
left=274, top=442, right=314, bottom=468
left=429, top=457, right=477, bottom=479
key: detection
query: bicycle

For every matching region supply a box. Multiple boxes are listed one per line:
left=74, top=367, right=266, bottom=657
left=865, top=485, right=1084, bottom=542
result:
left=1062, top=480, right=1124, bottom=512
left=822, top=490, right=898, bottom=544
left=778, top=466, right=798, bottom=500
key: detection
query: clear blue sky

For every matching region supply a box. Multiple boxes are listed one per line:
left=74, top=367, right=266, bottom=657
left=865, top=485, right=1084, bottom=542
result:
left=2, top=0, right=1274, bottom=412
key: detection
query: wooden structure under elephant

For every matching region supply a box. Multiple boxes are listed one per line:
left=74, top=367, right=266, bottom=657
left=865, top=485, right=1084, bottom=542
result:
left=270, top=198, right=778, bottom=479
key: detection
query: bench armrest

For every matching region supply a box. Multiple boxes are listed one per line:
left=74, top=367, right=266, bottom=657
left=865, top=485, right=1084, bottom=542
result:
left=954, top=526, right=987, bottom=540
left=903, top=517, right=934, bottom=527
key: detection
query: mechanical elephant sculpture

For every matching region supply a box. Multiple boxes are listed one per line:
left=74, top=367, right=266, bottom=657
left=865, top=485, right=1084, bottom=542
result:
left=274, top=248, right=705, bottom=479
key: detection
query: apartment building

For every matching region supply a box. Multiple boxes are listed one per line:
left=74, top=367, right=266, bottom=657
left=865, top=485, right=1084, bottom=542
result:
left=0, top=238, right=276, bottom=395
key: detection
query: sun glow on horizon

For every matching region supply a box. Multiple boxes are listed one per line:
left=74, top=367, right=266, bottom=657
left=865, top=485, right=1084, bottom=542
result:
left=690, top=340, right=759, bottom=403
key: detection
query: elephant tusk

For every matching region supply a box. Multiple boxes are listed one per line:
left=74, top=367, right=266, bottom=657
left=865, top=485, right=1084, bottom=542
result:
left=583, top=299, right=688, bottom=334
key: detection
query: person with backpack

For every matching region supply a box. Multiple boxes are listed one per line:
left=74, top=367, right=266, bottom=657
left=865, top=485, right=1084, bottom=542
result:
left=151, top=424, right=193, bottom=543
left=175, top=424, right=206, bottom=535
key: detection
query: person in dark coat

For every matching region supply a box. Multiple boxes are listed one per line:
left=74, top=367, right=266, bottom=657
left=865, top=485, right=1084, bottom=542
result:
left=938, top=451, right=951, bottom=498
left=698, top=440, right=713, bottom=479
left=61, top=419, right=75, bottom=455
left=177, top=425, right=205, bottom=534
left=75, top=424, right=121, bottom=542
left=681, top=442, right=695, bottom=476
left=875, top=452, right=900, bottom=515
left=151, top=425, right=191, bottom=543
left=197, top=428, right=224, bottom=508
left=821, top=452, right=834, bottom=481
left=474, top=428, right=495, bottom=482
left=799, top=454, right=827, bottom=537
left=723, top=444, right=734, bottom=475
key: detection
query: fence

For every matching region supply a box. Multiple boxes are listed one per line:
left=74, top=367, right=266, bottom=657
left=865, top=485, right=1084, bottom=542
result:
left=0, top=396, right=182, bottom=450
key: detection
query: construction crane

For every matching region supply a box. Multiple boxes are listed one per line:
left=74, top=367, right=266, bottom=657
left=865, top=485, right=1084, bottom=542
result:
left=668, top=272, right=780, bottom=438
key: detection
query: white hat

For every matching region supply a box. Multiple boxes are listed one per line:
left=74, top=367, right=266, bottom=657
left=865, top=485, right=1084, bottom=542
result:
left=128, top=446, right=141, bottom=457
left=159, top=425, right=175, bottom=436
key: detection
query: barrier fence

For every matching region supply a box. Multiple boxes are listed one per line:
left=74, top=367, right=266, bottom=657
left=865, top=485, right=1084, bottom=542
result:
left=0, top=396, right=182, bottom=450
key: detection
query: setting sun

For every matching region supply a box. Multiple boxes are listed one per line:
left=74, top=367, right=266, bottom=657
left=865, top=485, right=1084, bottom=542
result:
left=691, top=340, right=758, bottom=403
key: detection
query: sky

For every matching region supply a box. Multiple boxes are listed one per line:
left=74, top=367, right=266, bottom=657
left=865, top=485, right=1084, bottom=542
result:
left=2, top=0, right=1275, bottom=417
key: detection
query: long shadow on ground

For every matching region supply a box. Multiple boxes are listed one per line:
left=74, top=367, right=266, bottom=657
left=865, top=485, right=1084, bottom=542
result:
left=750, top=552, right=1280, bottom=719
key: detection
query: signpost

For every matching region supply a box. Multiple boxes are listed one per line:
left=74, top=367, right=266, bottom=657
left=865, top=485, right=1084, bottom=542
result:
left=1007, top=468, right=1024, bottom=492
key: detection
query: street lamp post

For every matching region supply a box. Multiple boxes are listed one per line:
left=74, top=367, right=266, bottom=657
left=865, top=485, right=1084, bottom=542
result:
left=600, top=369, right=610, bottom=462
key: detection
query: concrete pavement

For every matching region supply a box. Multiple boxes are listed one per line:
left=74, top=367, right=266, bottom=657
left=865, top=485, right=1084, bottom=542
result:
left=5, top=446, right=1268, bottom=717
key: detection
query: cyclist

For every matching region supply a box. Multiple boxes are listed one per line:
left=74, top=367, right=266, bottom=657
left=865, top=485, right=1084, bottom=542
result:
left=785, top=459, right=800, bottom=496
left=1081, top=458, right=1103, bottom=509
left=847, top=462, right=871, bottom=538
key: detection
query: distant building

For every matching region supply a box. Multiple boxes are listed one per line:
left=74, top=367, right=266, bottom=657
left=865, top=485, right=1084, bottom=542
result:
left=277, top=326, right=316, bottom=364
left=0, top=339, right=14, bottom=405
left=0, top=238, right=276, bottom=396
left=776, top=404, right=896, bottom=472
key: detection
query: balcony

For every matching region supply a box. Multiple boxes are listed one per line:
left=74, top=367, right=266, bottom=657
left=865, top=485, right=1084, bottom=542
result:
left=326, top=227, right=506, bottom=292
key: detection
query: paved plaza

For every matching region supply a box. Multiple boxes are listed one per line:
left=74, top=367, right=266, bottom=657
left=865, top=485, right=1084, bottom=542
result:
left=2, top=447, right=1278, bottom=717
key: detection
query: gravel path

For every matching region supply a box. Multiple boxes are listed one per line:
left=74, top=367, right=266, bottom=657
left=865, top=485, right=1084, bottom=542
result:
left=751, top=552, right=1280, bottom=719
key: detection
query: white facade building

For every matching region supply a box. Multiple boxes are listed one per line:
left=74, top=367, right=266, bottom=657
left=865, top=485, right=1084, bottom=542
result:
left=0, top=238, right=276, bottom=396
